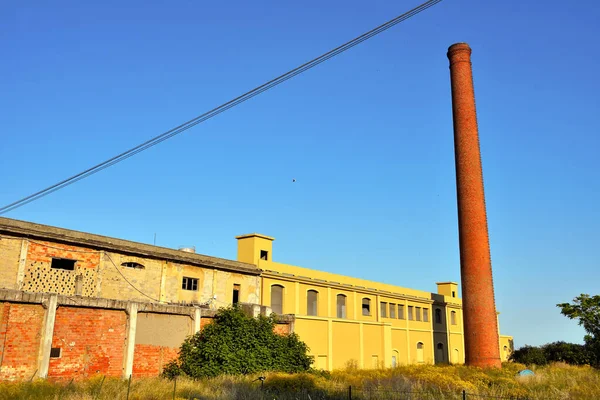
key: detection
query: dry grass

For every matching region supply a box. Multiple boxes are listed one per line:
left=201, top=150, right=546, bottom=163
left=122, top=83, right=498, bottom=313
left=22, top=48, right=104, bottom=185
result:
left=1, top=363, right=599, bottom=400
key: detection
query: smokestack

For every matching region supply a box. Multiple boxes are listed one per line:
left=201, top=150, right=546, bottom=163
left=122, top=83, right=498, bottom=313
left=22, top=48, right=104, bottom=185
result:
left=447, top=43, right=501, bottom=368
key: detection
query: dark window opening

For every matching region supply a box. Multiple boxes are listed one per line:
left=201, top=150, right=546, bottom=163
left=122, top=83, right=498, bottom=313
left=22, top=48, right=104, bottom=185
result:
left=232, top=284, right=240, bottom=305
left=398, top=304, right=405, bottom=319
left=381, top=302, right=388, bottom=318
left=50, top=347, right=61, bottom=358
left=121, top=262, right=145, bottom=269
left=452, top=291, right=456, bottom=298
left=423, top=308, right=429, bottom=322
left=182, top=277, right=198, bottom=291
left=271, top=285, right=283, bottom=314
left=336, top=294, right=346, bottom=318
left=408, top=306, right=414, bottom=321
left=435, top=308, right=442, bottom=324
left=362, top=298, right=371, bottom=316
left=389, top=303, right=396, bottom=319
left=260, top=250, right=269, bottom=261
left=307, top=290, right=318, bottom=316
left=51, top=258, right=75, bottom=271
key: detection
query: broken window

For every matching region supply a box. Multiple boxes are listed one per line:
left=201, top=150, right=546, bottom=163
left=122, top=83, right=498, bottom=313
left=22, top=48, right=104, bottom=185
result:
left=182, top=277, right=198, bottom=291
left=362, top=298, right=371, bottom=316
left=121, top=262, right=145, bottom=269
left=271, top=285, right=283, bottom=314
left=232, top=284, right=240, bottom=305
left=307, top=290, right=318, bottom=316
left=50, top=347, right=61, bottom=358
left=260, top=250, right=269, bottom=261
left=51, top=258, right=75, bottom=271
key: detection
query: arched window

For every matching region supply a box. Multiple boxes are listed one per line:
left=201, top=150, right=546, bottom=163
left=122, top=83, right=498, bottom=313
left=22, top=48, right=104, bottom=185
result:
left=392, top=350, right=399, bottom=368
left=307, top=290, right=318, bottom=316
left=435, top=308, right=442, bottom=324
left=362, top=298, right=371, bottom=316
left=451, top=311, right=457, bottom=325
left=271, top=285, right=284, bottom=314
left=336, top=294, right=347, bottom=318
left=436, top=343, right=444, bottom=363
left=416, top=342, right=424, bottom=363
left=121, top=262, right=145, bottom=269
left=503, top=345, right=508, bottom=360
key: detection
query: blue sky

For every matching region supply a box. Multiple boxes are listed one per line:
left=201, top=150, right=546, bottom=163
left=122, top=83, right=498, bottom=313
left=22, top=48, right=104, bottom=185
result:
left=1, top=0, right=599, bottom=348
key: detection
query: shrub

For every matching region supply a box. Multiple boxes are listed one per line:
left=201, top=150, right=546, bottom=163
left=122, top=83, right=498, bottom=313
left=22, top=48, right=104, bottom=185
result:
left=164, top=306, right=313, bottom=378
left=542, top=341, right=596, bottom=366
left=510, top=345, right=548, bottom=366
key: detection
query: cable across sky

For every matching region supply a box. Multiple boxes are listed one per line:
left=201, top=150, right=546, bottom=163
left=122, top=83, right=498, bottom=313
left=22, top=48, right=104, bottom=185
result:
left=0, top=0, right=443, bottom=215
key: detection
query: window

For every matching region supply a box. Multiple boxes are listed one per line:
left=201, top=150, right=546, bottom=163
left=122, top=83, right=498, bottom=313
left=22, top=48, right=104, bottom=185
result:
left=452, top=291, right=456, bottom=298
left=51, top=258, right=75, bottom=271
left=271, top=285, right=283, bottom=314
left=423, top=308, right=429, bottom=322
left=416, top=307, right=422, bottom=321
left=437, top=343, right=444, bottom=350
left=408, top=306, right=414, bottom=320
left=307, top=290, right=318, bottom=316
left=380, top=302, right=388, bottom=318
left=50, top=347, right=61, bottom=358
left=451, top=311, right=457, bottom=325
left=182, top=277, right=198, bottom=291
left=232, top=284, right=240, bottom=305
left=362, top=298, right=371, bottom=316
left=437, top=343, right=444, bottom=363
left=121, top=262, right=145, bottom=269
left=260, top=250, right=269, bottom=261
left=416, top=342, right=424, bottom=363
left=336, top=294, right=346, bottom=318
left=398, top=304, right=405, bottom=320
left=389, top=303, right=396, bottom=319
left=435, top=308, right=442, bottom=324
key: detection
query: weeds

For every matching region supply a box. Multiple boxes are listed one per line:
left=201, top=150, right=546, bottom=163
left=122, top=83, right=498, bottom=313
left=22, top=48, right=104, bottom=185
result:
left=0, top=363, right=598, bottom=400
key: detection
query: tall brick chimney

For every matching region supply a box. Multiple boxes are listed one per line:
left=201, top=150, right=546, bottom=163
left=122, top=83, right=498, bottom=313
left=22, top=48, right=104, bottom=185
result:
left=447, top=43, right=501, bottom=368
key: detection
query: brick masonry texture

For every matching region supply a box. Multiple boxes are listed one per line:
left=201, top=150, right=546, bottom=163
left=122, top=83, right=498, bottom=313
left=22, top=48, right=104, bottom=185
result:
left=132, top=345, right=179, bottom=377
left=0, top=238, right=21, bottom=290
left=48, top=307, right=126, bottom=379
left=0, top=303, right=45, bottom=380
left=447, top=43, right=501, bottom=368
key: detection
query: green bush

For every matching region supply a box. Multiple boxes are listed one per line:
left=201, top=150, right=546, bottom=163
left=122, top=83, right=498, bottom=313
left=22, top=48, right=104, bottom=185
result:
left=510, top=345, right=548, bottom=366
left=164, top=306, right=313, bottom=378
left=542, top=341, right=596, bottom=366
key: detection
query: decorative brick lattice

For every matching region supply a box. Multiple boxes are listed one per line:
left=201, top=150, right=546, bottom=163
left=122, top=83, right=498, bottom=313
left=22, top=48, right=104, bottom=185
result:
left=23, top=262, right=97, bottom=297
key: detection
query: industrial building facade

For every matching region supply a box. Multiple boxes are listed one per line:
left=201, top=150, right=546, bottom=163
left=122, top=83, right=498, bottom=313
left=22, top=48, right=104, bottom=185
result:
left=0, top=217, right=512, bottom=380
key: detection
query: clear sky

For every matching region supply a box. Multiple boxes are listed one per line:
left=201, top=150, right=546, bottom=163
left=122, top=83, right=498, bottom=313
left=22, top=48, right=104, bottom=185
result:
left=2, top=0, right=599, bottom=349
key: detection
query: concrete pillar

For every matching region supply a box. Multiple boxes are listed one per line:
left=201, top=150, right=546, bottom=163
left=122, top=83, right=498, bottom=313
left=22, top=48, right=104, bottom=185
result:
left=193, top=308, right=202, bottom=334
left=447, top=42, right=501, bottom=368
left=123, top=302, right=138, bottom=379
left=38, top=294, right=58, bottom=378
left=16, top=239, right=29, bottom=290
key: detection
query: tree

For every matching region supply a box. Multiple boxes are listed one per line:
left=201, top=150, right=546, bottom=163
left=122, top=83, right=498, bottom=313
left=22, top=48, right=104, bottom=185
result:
left=557, top=294, right=600, bottom=366
left=163, top=306, right=313, bottom=378
left=510, top=345, right=547, bottom=366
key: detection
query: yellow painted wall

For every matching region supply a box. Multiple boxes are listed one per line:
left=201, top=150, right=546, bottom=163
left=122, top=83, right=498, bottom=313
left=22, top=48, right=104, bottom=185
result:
left=294, top=318, right=329, bottom=368
left=391, top=329, right=409, bottom=365
left=363, top=324, right=384, bottom=368
left=332, top=321, right=361, bottom=369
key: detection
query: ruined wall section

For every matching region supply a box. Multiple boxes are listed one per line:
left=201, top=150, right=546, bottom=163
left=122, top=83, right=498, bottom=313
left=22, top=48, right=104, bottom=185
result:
left=23, top=241, right=98, bottom=297
left=0, top=303, right=45, bottom=380
left=0, top=237, right=22, bottom=290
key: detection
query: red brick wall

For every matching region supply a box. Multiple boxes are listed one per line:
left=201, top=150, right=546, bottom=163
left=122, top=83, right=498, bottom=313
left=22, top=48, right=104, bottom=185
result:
left=48, top=307, right=126, bottom=379
left=0, top=303, right=45, bottom=380
left=27, top=241, right=100, bottom=269
left=274, top=323, right=290, bottom=335
left=132, top=345, right=179, bottom=377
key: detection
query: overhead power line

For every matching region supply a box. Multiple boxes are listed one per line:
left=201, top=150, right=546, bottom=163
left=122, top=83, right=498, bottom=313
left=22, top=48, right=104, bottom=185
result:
left=0, top=0, right=442, bottom=215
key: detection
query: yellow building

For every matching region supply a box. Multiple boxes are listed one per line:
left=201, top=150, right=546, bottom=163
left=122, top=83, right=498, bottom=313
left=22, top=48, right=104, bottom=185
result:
left=236, top=233, right=513, bottom=369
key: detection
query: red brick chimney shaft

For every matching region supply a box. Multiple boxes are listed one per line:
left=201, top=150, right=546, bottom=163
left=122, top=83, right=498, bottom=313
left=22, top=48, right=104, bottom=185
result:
left=447, top=43, right=501, bottom=368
